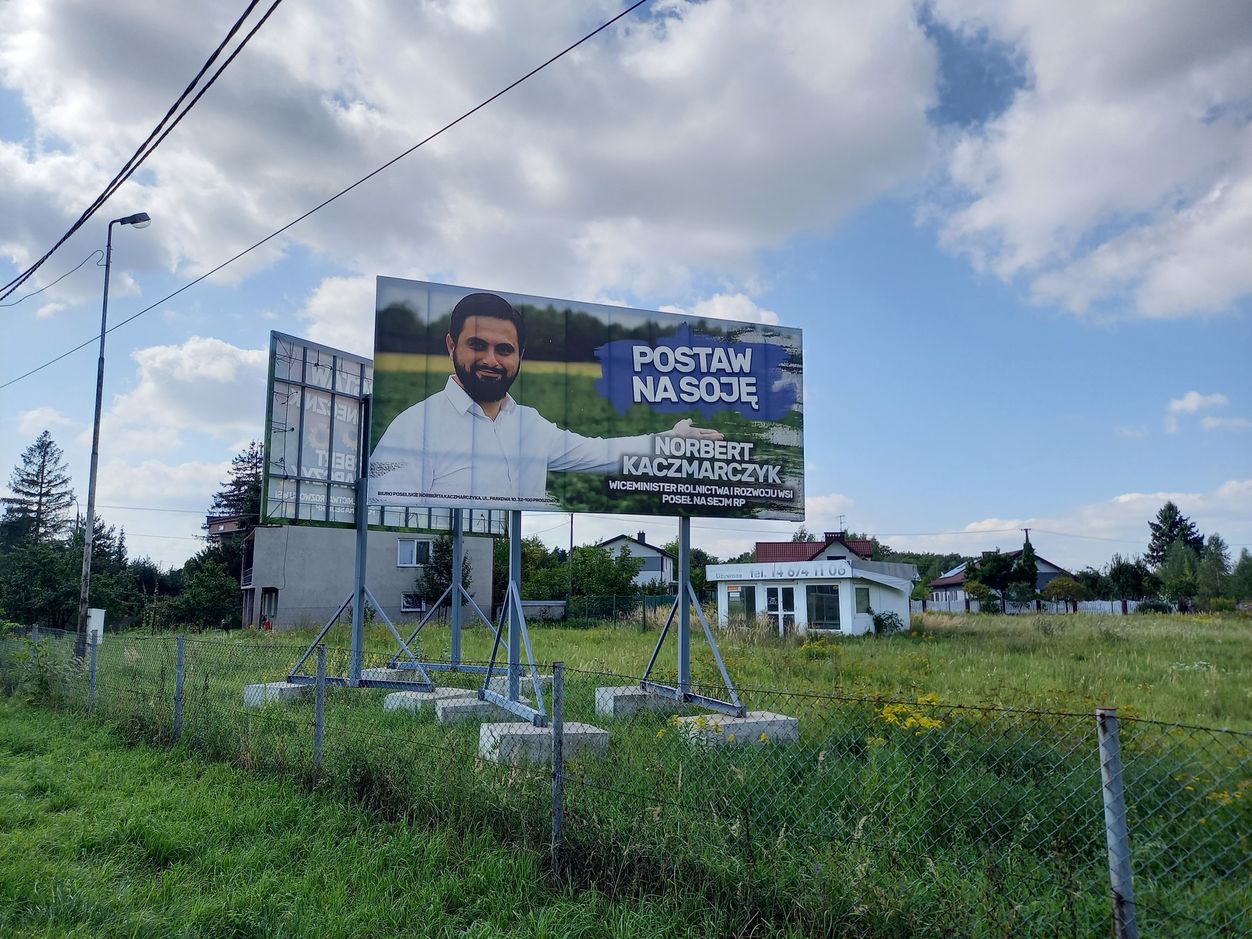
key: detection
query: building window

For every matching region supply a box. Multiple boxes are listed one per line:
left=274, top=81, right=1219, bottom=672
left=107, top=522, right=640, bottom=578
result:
left=401, top=593, right=423, bottom=613
left=727, top=585, right=757, bottom=622
left=806, top=585, right=840, bottom=628
left=397, top=538, right=431, bottom=567
left=855, top=586, right=871, bottom=614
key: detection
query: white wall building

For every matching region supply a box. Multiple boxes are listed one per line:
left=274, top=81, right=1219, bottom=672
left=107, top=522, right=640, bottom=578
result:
left=242, top=525, right=494, bottom=630
left=706, top=557, right=917, bottom=637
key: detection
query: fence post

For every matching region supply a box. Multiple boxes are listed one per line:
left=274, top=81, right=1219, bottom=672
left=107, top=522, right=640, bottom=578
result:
left=1097, top=707, right=1139, bottom=939
left=173, top=635, right=186, bottom=742
left=31, top=623, right=39, bottom=642
left=314, top=645, right=326, bottom=767
left=551, top=660, right=565, bottom=878
left=87, top=633, right=98, bottom=709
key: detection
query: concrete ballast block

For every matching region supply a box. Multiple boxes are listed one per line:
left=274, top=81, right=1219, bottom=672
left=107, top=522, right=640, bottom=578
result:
left=243, top=682, right=310, bottom=708
left=479, top=721, right=609, bottom=764
left=361, top=667, right=416, bottom=683
left=595, top=685, right=687, bottom=719
left=437, top=696, right=531, bottom=724
left=487, top=673, right=551, bottom=695
left=383, top=688, right=477, bottom=712
left=673, top=711, right=799, bottom=747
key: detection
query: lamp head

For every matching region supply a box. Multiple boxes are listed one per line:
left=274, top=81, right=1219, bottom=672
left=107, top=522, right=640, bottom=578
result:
left=118, top=212, right=151, bottom=228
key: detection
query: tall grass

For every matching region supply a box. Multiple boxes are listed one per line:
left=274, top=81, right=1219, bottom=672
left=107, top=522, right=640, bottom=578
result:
left=0, top=700, right=784, bottom=938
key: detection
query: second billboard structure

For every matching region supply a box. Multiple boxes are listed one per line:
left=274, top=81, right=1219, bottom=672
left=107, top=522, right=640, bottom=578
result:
left=368, top=277, right=804, bottom=520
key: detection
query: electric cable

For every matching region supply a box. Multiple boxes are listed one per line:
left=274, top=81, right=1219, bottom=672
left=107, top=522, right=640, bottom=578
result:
left=0, top=251, right=103, bottom=307
left=0, top=0, right=277, bottom=302
left=1, top=0, right=653, bottom=390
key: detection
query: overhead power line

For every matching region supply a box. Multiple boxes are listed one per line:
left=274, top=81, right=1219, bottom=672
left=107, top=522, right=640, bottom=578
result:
left=1, top=0, right=653, bottom=391
left=0, top=250, right=103, bottom=307
left=0, top=0, right=282, bottom=303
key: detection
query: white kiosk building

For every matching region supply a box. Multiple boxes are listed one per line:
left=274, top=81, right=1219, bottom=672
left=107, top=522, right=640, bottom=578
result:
left=707, top=532, right=917, bottom=636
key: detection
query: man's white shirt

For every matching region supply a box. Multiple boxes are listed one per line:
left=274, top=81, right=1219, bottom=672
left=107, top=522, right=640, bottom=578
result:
left=368, top=376, right=652, bottom=509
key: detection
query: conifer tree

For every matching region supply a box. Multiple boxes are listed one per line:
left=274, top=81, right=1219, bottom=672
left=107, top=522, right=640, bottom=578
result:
left=1, top=430, right=75, bottom=545
left=1146, top=501, right=1204, bottom=567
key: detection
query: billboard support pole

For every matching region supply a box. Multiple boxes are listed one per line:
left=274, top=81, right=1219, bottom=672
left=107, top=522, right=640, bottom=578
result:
left=678, top=516, right=691, bottom=697
left=479, top=510, right=547, bottom=726
left=640, top=516, right=745, bottom=717
left=451, top=509, right=464, bottom=666
left=349, top=395, right=371, bottom=687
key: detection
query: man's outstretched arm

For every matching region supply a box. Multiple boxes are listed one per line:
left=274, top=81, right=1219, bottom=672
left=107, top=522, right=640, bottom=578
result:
left=542, top=415, right=724, bottom=475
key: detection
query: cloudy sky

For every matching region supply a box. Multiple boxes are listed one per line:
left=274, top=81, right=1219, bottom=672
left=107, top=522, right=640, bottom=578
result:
left=2, top=0, right=1250, bottom=572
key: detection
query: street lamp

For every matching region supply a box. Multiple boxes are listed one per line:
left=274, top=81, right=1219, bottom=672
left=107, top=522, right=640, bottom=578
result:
left=77, top=212, right=152, bottom=656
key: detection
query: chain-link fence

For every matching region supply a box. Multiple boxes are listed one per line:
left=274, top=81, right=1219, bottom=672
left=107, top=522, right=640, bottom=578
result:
left=0, top=626, right=1246, bottom=937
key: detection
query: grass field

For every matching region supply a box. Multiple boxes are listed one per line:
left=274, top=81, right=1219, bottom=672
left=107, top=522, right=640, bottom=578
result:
left=2, top=612, right=1248, bottom=936
left=296, top=609, right=1252, bottom=729
left=0, top=700, right=763, bottom=938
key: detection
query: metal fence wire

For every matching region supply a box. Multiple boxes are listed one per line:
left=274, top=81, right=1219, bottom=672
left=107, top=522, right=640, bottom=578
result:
left=0, top=627, right=1247, bottom=938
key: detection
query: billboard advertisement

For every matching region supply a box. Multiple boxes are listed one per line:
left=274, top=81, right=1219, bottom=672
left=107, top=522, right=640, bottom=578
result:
left=369, top=278, right=804, bottom=519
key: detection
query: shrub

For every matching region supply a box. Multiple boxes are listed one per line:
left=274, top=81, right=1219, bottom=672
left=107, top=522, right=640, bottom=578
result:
left=1136, top=599, right=1171, bottom=614
left=872, top=609, right=905, bottom=635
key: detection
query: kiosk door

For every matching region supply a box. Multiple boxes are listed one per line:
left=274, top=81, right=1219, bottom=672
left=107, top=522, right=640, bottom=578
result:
left=765, top=586, right=796, bottom=635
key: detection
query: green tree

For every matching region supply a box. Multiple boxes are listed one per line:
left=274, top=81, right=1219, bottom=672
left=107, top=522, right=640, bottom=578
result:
left=968, top=551, right=1017, bottom=611
left=1013, top=538, right=1039, bottom=592
left=1230, top=548, right=1252, bottom=603
left=417, top=533, right=472, bottom=601
left=1195, top=533, right=1231, bottom=604
left=1105, top=554, right=1156, bottom=601
left=164, top=557, right=240, bottom=632
left=1146, top=501, right=1204, bottom=567
left=791, top=526, right=817, bottom=542
left=202, top=441, right=264, bottom=584
left=570, top=545, right=644, bottom=597
left=1, top=430, right=75, bottom=546
left=1159, top=540, right=1200, bottom=610
left=515, top=536, right=570, bottom=599
left=1075, top=567, right=1109, bottom=600
left=0, top=538, right=80, bottom=628
left=1043, top=576, right=1086, bottom=609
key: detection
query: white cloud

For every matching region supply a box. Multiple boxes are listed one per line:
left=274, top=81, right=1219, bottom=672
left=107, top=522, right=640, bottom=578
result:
left=35, top=301, right=65, bottom=319
left=100, top=337, right=268, bottom=454
left=0, top=0, right=937, bottom=307
left=1116, top=425, right=1147, bottom=439
left=1202, top=415, right=1251, bottom=431
left=1164, top=390, right=1229, bottom=432
left=17, top=406, right=77, bottom=436
left=297, top=275, right=376, bottom=355
left=661, top=293, right=780, bottom=325
left=95, top=457, right=228, bottom=567
left=933, top=0, right=1252, bottom=319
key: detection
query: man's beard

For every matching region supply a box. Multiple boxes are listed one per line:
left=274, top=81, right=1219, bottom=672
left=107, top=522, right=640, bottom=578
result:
left=454, top=357, right=517, bottom=404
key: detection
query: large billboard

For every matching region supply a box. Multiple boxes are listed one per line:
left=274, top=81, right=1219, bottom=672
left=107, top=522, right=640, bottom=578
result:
left=369, top=278, right=804, bottom=519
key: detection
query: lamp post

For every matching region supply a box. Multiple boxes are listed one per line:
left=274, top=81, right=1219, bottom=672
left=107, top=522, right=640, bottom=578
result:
left=76, top=212, right=151, bottom=657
